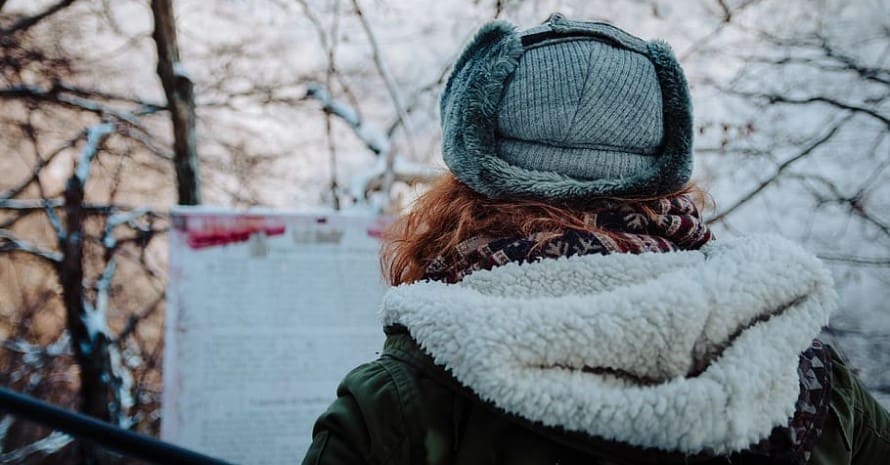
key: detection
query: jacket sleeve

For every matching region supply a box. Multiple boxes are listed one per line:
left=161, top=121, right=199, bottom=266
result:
left=301, top=361, right=409, bottom=465
left=846, top=362, right=890, bottom=464
left=819, top=346, right=890, bottom=465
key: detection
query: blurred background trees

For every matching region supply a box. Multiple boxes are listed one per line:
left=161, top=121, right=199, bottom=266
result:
left=0, top=0, right=887, bottom=463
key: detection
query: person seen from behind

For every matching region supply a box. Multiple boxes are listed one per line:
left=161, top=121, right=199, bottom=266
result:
left=302, top=14, right=890, bottom=465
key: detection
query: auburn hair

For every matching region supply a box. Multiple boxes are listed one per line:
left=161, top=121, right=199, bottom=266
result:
left=381, top=173, right=711, bottom=286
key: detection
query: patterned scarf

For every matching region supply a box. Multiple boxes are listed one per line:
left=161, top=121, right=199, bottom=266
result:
left=743, top=339, right=833, bottom=464
left=422, top=194, right=832, bottom=464
left=424, top=195, right=713, bottom=283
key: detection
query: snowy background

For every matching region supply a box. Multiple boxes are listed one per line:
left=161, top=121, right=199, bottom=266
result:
left=0, top=0, right=888, bottom=462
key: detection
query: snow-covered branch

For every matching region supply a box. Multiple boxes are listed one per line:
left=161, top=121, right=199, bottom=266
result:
left=1, top=333, right=71, bottom=358
left=348, top=154, right=441, bottom=205
left=74, top=123, right=115, bottom=186
left=0, top=230, right=62, bottom=264
left=0, top=431, right=73, bottom=463
left=305, top=83, right=390, bottom=155
left=351, top=0, right=417, bottom=199
left=0, top=198, right=116, bottom=212
left=305, top=83, right=440, bottom=207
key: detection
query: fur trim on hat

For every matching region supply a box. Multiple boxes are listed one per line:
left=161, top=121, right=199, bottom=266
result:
left=440, top=19, right=694, bottom=200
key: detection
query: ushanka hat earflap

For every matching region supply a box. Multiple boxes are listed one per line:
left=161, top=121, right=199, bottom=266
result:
left=439, top=15, right=694, bottom=201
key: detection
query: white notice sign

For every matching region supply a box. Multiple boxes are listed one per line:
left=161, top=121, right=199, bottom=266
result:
left=162, top=208, right=388, bottom=464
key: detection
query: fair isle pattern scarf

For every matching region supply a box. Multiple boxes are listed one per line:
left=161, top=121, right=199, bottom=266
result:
left=425, top=195, right=713, bottom=283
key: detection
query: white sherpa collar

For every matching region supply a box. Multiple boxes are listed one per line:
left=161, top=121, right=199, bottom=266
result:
left=380, top=234, right=836, bottom=454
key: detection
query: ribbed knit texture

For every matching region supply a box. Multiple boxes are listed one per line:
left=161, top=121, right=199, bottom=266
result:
left=496, top=38, right=664, bottom=181
left=438, top=18, right=693, bottom=200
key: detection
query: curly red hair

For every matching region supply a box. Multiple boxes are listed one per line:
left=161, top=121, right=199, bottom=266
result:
left=381, top=174, right=710, bottom=286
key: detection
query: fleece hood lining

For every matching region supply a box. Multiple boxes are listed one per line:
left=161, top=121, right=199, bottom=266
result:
left=380, top=235, right=836, bottom=454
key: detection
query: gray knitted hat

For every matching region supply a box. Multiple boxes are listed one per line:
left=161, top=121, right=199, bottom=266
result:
left=440, top=14, right=693, bottom=201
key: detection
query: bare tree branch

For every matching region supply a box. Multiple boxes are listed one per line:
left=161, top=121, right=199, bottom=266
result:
left=74, top=123, right=116, bottom=187
left=816, top=35, right=890, bottom=85
left=325, top=1, right=342, bottom=210
left=297, top=0, right=344, bottom=209
left=1, top=129, right=82, bottom=201
left=0, top=84, right=164, bottom=123
left=0, top=431, right=72, bottom=463
left=2, top=333, right=70, bottom=357
left=387, top=58, right=454, bottom=138
left=305, top=83, right=439, bottom=204
left=0, top=230, right=62, bottom=263
left=737, top=54, right=890, bottom=86
left=679, top=0, right=763, bottom=60
left=729, top=91, right=890, bottom=127
left=715, top=0, right=732, bottom=22
left=708, top=117, right=850, bottom=224
left=352, top=0, right=417, bottom=202
left=494, top=0, right=505, bottom=18
left=305, top=84, right=390, bottom=155
left=752, top=32, right=890, bottom=86
left=54, top=82, right=166, bottom=110
left=117, top=295, right=164, bottom=343
left=0, top=199, right=137, bottom=215
left=788, top=166, right=890, bottom=239
left=0, top=0, right=77, bottom=35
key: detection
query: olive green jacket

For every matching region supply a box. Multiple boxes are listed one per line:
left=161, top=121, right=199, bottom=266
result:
left=303, top=237, right=889, bottom=464
left=302, top=331, right=889, bottom=465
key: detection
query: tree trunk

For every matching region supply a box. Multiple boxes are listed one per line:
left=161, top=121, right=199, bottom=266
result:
left=151, top=0, right=201, bottom=205
left=60, top=125, right=119, bottom=465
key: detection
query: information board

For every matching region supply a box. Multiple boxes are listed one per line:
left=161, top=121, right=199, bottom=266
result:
left=162, top=208, right=388, bottom=464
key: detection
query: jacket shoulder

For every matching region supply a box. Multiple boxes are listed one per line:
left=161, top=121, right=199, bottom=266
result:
left=303, top=359, right=415, bottom=465
left=809, top=345, right=890, bottom=465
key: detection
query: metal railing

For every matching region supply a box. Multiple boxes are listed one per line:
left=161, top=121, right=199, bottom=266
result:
left=0, top=386, right=237, bottom=465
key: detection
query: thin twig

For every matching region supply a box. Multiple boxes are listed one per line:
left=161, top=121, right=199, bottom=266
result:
left=351, top=0, right=416, bottom=203
left=387, top=58, right=455, bottom=137
left=715, top=0, right=732, bottom=22
left=708, top=116, right=851, bottom=224
left=0, top=432, right=73, bottom=463
left=117, top=295, right=164, bottom=343
left=74, top=123, right=116, bottom=186
left=1, top=333, right=71, bottom=357
left=0, top=85, right=162, bottom=124
left=679, top=0, right=763, bottom=60
left=0, top=230, right=62, bottom=263
left=298, top=0, right=344, bottom=210
left=0, top=0, right=77, bottom=35
left=731, top=91, right=889, bottom=127
left=305, top=84, right=390, bottom=155
left=0, top=133, right=82, bottom=200
left=0, top=199, right=124, bottom=213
